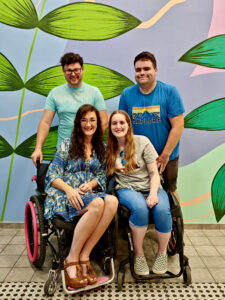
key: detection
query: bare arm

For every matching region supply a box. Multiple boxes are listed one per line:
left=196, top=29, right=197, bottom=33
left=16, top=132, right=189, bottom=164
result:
left=51, top=178, right=85, bottom=210
left=99, top=109, right=108, bottom=134
left=146, top=161, right=160, bottom=208
left=31, top=109, right=55, bottom=165
left=157, top=113, right=184, bottom=174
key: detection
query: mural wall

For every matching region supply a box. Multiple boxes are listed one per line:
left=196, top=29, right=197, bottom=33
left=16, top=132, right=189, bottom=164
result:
left=0, top=0, right=224, bottom=223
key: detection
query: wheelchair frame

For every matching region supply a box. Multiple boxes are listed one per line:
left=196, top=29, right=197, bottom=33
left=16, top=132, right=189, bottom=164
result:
left=116, top=191, right=192, bottom=290
left=24, top=161, right=116, bottom=296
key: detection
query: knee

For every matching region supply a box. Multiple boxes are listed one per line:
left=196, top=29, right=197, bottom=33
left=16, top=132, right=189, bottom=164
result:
left=89, top=198, right=104, bottom=215
left=105, top=195, right=118, bottom=213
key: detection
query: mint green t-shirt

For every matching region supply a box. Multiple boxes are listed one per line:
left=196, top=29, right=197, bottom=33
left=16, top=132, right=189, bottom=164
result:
left=45, top=82, right=106, bottom=147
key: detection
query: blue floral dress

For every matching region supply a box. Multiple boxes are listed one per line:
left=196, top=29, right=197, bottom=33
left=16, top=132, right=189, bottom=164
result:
left=44, top=138, right=107, bottom=222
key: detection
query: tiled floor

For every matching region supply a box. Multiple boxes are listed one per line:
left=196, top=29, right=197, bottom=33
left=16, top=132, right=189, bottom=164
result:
left=0, top=226, right=225, bottom=285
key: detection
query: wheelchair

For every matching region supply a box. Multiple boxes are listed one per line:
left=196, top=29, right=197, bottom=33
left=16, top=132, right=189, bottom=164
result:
left=116, top=189, right=192, bottom=290
left=24, top=161, right=117, bottom=296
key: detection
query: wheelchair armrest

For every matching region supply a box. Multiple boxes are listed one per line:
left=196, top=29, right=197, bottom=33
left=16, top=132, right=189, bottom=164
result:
left=106, top=176, right=116, bottom=194
left=168, top=191, right=182, bottom=218
left=36, top=161, right=51, bottom=194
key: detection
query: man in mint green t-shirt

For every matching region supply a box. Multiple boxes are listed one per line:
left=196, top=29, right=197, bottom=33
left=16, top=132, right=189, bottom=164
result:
left=31, top=53, right=108, bottom=165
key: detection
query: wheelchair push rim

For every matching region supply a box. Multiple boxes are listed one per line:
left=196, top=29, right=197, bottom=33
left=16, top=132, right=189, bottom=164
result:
left=24, top=201, right=38, bottom=262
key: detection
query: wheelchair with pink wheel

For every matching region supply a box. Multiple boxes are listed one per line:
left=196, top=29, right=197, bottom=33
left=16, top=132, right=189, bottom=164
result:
left=24, top=160, right=117, bottom=296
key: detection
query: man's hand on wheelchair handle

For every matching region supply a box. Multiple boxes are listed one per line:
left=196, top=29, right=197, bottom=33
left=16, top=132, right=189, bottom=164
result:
left=31, top=149, right=43, bottom=166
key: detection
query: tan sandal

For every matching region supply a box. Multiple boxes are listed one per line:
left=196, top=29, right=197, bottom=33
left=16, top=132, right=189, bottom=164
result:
left=80, top=260, right=98, bottom=285
left=64, top=260, right=87, bottom=288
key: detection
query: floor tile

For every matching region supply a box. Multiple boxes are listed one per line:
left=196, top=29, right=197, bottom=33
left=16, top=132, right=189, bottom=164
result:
left=0, top=228, right=18, bottom=236
left=1, top=244, right=25, bottom=255
left=189, top=236, right=211, bottom=246
left=191, top=268, right=215, bottom=283
left=31, top=268, right=49, bottom=282
left=185, top=230, right=205, bottom=237
left=208, top=236, right=225, bottom=246
left=215, top=246, right=225, bottom=256
left=203, top=230, right=224, bottom=237
left=0, top=235, right=13, bottom=244
left=0, top=255, right=19, bottom=267
left=0, top=244, right=6, bottom=253
left=0, top=268, right=11, bottom=282
left=16, top=228, right=25, bottom=236
left=4, top=267, right=35, bottom=282
left=201, top=256, right=225, bottom=268
left=183, top=236, right=192, bottom=246
left=209, top=268, right=225, bottom=283
left=9, top=235, right=26, bottom=245
left=194, top=245, right=220, bottom=256
left=14, top=255, right=33, bottom=268
left=184, top=246, right=198, bottom=256
left=188, top=256, right=205, bottom=268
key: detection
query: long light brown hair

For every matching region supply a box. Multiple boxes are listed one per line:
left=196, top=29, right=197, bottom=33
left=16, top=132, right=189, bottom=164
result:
left=69, top=104, right=105, bottom=163
left=106, top=110, right=137, bottom=176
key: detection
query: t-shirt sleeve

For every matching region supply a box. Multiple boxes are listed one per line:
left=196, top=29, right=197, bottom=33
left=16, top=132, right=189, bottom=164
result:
left=45, top=90, right=57, bottom=111
left=119, top=91, right=127, bottom=111
left=142, top=137, right=158, bottom=164
left=94, top=88, right=106, bottom=111
left=167, top=86, right=185, bottom=119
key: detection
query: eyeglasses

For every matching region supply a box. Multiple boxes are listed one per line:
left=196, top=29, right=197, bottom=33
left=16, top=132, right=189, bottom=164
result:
left=64, top=68, right=82, bottom=75
left=120, top=151, right=126, bottom=165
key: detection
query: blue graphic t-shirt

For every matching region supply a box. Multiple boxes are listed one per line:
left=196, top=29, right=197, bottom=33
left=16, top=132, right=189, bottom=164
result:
left=119, top=81, right=185, bottom=160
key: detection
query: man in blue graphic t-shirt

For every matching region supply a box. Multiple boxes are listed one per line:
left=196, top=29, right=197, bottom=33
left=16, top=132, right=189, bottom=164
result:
left=119, top=51, right=185, bottom=199
left=31, top=52, right=108, bottom=165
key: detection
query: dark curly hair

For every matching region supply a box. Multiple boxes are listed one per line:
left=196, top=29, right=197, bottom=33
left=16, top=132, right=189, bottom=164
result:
left=134, top=51, right=157, bottom=69
left=69, top=104, right=105, bottom=163
left=60, top=52, right=83, bottom=68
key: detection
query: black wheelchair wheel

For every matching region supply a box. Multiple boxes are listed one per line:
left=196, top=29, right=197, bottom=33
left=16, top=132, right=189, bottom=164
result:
left=167, top=219, right=178, bottom=256
left=183, top=265, right=192, bottom=285
left=24, top=195, right=47, bottom=268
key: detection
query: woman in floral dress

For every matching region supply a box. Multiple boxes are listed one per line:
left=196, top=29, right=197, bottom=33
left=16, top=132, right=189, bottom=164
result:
left=44, top=104, right=118, bottom=289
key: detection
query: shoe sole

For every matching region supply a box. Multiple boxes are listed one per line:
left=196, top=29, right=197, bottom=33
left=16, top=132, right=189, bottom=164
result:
left=134, top=270, right=149, bottom=276
left=152, top=269, right=167, bottom=274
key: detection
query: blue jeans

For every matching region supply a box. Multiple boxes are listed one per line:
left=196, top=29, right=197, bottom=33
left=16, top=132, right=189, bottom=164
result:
left=117, top=188, right=172, bottom=233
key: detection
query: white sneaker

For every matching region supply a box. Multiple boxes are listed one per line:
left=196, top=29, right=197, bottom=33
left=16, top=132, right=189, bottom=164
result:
left=152, top=253, right=167, bottom=274
left=134, top=254, right=149, bottom=275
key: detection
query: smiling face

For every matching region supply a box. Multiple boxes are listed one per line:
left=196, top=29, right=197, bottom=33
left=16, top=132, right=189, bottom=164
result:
left=134, top=59, right=158, bottom=88
left=111, top=113, right=129, bottom=139
left=63, top=62, right=84, bottom=88
left=80, top=111, right=98, bottom=137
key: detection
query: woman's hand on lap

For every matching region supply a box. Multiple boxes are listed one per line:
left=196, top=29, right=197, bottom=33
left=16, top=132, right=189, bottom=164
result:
left=146, top=193, right=159, bottom=209
left=79, top=182, right=93, bottom=193
left=66, top=186, right=85, bottom=210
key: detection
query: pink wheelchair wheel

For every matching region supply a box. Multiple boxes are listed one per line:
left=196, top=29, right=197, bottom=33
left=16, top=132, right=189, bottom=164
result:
left=25, top=201, right=38, bottom=262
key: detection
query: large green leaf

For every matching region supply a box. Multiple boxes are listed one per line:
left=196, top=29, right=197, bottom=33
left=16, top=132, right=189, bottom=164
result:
left=179, top=35, right=225, bottom=68
left=38, top=2, right=141, bottom=40
left=211, top=164, right=225, bottom=222
left=0, top=0, right=38, bottom=29
left=25, top=64, right=134, bottom=99
left=15, top=126, right=57, bottom=161
left=0, top=53, right=24, bottom=91
left=0, top=136, right=13, bottom=158
left=184, top=98, right=225, bottom=131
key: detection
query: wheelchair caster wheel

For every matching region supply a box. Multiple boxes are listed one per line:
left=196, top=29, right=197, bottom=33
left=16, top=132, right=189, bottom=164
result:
left=183, top=265, right=192, bottom=286
left=44, top=270, right=59, bottom=296
left=117, top=271, right=125, bottom=291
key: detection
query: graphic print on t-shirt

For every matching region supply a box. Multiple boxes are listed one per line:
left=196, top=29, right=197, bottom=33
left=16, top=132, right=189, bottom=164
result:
left=132, top=105, right=161, bottom=125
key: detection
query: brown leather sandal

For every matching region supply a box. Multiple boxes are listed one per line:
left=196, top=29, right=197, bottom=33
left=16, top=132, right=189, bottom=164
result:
left=64, top=260, right=88, bottom=288
left=80, top=260, right=98, bottom=285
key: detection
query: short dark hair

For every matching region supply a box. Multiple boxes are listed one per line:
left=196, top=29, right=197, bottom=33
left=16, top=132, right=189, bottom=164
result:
left=134, top=51, right=157, bottom=69
left=60, top=52, right=83, bottom=68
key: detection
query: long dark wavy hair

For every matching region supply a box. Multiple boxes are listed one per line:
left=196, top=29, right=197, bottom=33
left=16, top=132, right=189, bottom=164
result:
left=69, top=104, right=105, bottom=163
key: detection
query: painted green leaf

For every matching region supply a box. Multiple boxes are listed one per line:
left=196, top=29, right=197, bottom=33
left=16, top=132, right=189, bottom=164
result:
left=179, top=35, right=225, bottom=68
left=0, top=136, right=13, bottom=158
left=103, top=128, right=108, bottom=143
left=0, top=53, right=24, bottom=91
left=0, top=0, right=38, bottom=29
left=25, top=64, right=134, bottom=99
left=15, top=126, right=57, bottom=161
left=184, top=98, right=225, bottom=130
left=38, top=2, right=141, bottom=40
left=211, top=164, right=225, bottom=222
